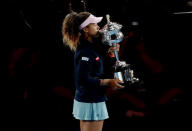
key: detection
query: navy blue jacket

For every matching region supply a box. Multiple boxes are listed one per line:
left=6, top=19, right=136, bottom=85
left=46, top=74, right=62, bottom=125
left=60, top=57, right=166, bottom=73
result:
left=74, top=38, right=115, bottom=103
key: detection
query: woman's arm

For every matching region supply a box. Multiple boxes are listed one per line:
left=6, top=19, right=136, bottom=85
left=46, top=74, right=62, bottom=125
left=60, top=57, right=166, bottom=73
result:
left=77, top=55, right=124, bottom=89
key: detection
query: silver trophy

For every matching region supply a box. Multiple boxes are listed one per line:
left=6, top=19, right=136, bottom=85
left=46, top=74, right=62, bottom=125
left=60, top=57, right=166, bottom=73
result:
left=102, top=14, right=139, bottom=84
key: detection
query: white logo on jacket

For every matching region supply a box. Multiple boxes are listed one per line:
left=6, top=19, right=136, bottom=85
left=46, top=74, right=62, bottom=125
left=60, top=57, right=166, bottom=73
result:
left=81, top=57, right=89, bottom=61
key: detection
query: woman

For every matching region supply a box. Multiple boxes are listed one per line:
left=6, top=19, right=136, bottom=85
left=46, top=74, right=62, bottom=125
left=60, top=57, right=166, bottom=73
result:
left=62, top=12, right=124, bottom=131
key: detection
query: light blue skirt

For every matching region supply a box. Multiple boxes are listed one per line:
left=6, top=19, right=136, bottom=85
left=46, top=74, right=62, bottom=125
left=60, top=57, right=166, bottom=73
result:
left=72, top=99, right=109, bottom=120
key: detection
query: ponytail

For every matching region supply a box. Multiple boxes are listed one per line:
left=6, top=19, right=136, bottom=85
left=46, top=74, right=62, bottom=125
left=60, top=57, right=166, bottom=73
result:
left=62, top=12, right=90, bottom=51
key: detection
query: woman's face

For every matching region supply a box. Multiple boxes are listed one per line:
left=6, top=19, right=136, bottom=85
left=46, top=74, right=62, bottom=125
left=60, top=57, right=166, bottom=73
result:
left=84, top=23, right=100, bottom=38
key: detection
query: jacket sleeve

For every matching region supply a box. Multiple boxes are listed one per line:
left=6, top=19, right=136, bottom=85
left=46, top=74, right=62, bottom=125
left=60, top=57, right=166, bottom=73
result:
left=76, top=50, right=101, bottom=87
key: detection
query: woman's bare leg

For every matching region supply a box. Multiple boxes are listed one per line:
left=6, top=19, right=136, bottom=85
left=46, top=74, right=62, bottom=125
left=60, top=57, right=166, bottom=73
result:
left=80, top=120, right=104, bottom=131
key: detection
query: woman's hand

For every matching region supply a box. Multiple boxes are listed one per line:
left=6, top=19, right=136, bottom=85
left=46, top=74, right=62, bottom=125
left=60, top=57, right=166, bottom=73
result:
left=100, top=79, right=124, bottom=90
left=108, top=44, right=120, bottom=53
left=108, top=78, right=124, bottom=90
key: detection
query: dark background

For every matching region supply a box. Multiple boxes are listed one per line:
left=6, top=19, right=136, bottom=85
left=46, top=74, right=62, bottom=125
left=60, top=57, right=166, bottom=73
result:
left=7, top=0, right=192, bottom=131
